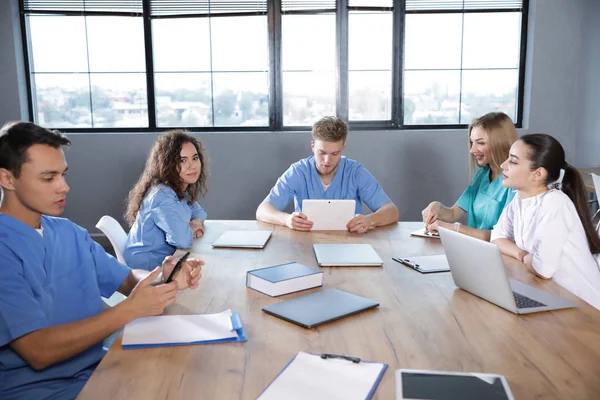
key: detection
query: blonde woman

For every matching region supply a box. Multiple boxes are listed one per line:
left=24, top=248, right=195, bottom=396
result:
left=422, top=112, right=517, bottom=241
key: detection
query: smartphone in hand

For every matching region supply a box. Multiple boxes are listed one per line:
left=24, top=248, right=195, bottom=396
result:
left=165, top=252, right=190, bottom=283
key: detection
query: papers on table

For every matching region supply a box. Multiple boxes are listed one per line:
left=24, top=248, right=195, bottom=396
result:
left=122, top=309, right=247, bottom=349
left=257, top=352, right=387, bottom=400
left=410, top=228, right=441, bottom=239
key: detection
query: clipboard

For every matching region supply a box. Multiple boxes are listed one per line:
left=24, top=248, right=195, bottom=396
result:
left=392, top=255, right=450, bottom=274
left=257, top=351, right=387, bottom=400
left=410, top=228, right=440, bottom=239
left=122, top=311, right=247, bottom=349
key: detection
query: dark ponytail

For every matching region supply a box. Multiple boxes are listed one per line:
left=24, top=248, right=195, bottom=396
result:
left=521, top=133, right=600, bottom=254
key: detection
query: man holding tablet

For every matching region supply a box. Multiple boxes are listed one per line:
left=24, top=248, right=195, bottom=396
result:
left=256, top=116, right=398, bottom=233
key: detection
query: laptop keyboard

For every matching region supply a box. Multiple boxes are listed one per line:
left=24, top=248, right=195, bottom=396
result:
left=513, top=291, right=547, bottom=309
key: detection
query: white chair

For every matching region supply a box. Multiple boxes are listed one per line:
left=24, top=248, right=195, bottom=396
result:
left=592, top=173, right=600, bottom=234
left=95, top=215, right=128, bottom=264
left=95, top=215, right=128, bottom=307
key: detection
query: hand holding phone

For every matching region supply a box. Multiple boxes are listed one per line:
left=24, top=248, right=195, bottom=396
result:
left=165, top=252, right=190, bottom=284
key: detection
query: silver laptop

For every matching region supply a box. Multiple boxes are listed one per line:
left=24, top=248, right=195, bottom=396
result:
left=438, top=227, right=576, bottom=314
left=313, top=244, right=383, bottom=267
left=212, top=230, right=272, bottom=248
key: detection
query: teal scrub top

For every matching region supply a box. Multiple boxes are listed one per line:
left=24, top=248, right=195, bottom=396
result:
left=455, top=166, right=516, bottom=230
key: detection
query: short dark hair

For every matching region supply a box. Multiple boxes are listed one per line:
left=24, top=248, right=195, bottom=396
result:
left=0, top=121, right=71, bottom=178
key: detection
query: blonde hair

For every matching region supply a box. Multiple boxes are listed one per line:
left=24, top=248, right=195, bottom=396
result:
left=312, top=116, right=348, bottom=142
left=468, top=112, right=517, bottom=175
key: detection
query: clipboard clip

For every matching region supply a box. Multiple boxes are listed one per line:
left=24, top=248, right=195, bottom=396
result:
left=399, top=258, right=419, bottom=269
left=320, top=353, right=361, bottom=363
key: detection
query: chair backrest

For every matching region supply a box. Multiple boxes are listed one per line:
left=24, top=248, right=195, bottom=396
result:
left=95, top=215, right=128, bottom=264
left=592, top=173, right=600, bottom=194
left=593, top=174, right=600, bottom=234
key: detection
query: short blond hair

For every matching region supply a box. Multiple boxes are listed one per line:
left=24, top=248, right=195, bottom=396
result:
left=468, top=112, right=517, bottom=174
left=312, top=116, right=348, bottom=142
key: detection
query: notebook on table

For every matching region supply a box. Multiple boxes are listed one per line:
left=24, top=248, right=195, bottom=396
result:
left=258, top=351, right=387, bottom=400
left=262, top=288, right=379, bottom=328
left=313, top=244, right=383, bottom=267
left=246, top=262, right=323, bottom=297
left=212, top=230, right=272, bottom=248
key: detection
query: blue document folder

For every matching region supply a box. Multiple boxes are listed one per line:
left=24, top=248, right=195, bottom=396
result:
left=122, top=311, right=247, bottom=350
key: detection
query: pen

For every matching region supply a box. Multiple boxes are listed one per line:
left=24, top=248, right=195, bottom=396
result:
left=321, top=353, right=361, bottom=363
left=392, top=257, right=419, bottom=270
left=165, top=251, right=190, bottom=283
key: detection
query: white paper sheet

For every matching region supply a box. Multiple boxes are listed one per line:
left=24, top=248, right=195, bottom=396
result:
left=410, top=228, right=441, bottom=239
left=403, top=254, right=450, bottom=272
left=122, top=310, right=237, bottom=346
left=258, top=352, right=386, bottom=400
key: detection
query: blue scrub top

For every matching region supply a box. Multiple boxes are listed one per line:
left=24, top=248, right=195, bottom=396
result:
left=123, top=184, right=207, bottom=270
left=455, top=165, right=516, bottom=230
left=0, top=214, right=130, bottom=400
left=265, top=156, right=392, bottom=214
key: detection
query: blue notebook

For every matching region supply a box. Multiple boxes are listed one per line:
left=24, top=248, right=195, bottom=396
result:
left=247, top=262, right=323, bottom=297
left=122, top=311, right=247, bottom=349
left=257, top=352, right=388, bottom=399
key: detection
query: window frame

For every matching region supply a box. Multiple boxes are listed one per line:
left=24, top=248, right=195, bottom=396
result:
left=19, top=0, right=528, bottom=133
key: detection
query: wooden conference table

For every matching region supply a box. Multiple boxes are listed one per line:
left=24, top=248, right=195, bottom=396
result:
left=78, top=221, right=600, bottom=400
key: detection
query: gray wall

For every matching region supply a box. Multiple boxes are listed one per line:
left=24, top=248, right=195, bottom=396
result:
left=526, top=0, right=584, bottom=161
left=1, top=0, right=598, bottom=234
left=0, top=0, right=28, bottom=124
left=577, top=0, right=600, bottom=167
left=64, top=129, right=468, bottom=230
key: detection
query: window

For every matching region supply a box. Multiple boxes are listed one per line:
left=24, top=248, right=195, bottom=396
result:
left=281, top=2, right=336, bottom=126
left=23, top=1, right=147, bottom=128
left=151, top=1, right=269, bottom=127
left=20, top=0, right=527, bottom=131
left=404, top=1, right=523, bottom=125
left=348, top=2, right=393, bottom=121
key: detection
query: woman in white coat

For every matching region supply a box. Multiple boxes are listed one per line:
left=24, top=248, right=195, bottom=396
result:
left=491, top=133, right=600, bottom=310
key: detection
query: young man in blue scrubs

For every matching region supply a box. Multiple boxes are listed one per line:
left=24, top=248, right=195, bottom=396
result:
left=256, top=116, right=399, bottom=233
left=0, top=122, right=203, bottom=400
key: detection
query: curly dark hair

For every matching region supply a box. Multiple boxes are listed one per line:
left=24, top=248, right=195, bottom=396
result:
left=125, top=130, right=208, bottom=226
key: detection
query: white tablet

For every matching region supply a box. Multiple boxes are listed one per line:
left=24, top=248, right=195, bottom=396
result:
left=395, top=369, right=515, bottom=400
left=301, top=199, right=356, bottom=231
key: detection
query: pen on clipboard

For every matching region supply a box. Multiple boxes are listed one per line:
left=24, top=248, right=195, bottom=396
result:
left=320, top=353, right=361, bottom=363
left=392, top=257, right=420, bottom=271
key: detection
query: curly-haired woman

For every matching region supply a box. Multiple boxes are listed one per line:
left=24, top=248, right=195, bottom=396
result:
left=123, top=130, right=208, bottom=270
